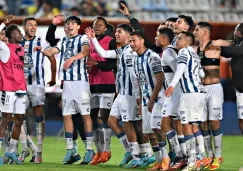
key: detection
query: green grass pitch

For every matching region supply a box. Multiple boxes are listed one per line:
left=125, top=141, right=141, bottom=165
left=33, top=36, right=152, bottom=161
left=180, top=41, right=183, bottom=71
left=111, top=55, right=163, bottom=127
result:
left=1, top=136, right=243, bottom=171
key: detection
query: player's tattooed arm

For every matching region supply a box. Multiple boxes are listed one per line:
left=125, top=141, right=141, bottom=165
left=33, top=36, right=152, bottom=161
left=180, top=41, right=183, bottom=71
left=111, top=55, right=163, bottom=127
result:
left=46, top=55, right=57, bottom=86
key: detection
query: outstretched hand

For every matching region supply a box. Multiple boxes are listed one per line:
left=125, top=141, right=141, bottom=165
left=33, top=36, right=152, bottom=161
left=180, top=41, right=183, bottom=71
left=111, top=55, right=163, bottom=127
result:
left=52, top=14, right=64, bottom=25
left=4, top=15, right=15, bottom=25
left=119, top=3, right=130, bottom=17
left=85, top=27, right=95, bottom=39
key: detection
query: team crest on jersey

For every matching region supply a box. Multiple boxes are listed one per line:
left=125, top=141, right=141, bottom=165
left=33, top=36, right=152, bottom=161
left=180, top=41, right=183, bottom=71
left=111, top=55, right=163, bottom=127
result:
left=23, top=52, right=34, bottom=69
left=64, top=48, right=75, bottom=68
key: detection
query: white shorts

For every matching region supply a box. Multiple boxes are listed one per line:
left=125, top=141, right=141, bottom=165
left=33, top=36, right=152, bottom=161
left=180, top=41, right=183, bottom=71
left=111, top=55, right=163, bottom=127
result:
left=62, top=81, right=91, bottom=116
left=236, top=89, right=243, bottom=119
left=110, top=94, right=137, bottom=122
left=162, top=85, right=182, bottom=119
left=0, top=91, right=26, bottom=114
left=179, top=93, right=206, bottom=124
left=142, top=99, right=163, bottom=134
left=90, top=93, right=115, bottom=110
left=26, top=85, right=45, bottom=109
left=202, top=84, right=224, bottom=121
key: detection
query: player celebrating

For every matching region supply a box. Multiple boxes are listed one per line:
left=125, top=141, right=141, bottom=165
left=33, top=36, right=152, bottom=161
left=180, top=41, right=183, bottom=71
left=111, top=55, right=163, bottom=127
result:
left=165, top=32, right=205, bottom=171
left=35, top=16, right=94, bottom=164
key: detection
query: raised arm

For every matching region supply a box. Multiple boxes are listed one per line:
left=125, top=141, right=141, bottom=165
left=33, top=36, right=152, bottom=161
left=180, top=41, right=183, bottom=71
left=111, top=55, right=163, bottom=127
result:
left=46, top=55, right=57, bottom=86
left=0, top=41, right=10, bottom=63
left=220, top=43, right=243, bottom=57
left=85, top=27, right=117, bottom=58
left=46, top=14, right=64, bottom=47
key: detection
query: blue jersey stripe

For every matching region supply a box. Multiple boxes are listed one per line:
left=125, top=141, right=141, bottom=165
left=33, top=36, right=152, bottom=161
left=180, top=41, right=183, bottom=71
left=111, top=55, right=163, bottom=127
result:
left=35, top=38, right=41, bottom=84
left=83, top=58, right=88, bottom=82
left=58, top=38, right=66, bottom=79
left=121, top=54, right=126, bottom=94
left=69, top=37, right=76, bottom=81
left=182, top=74, right=190, bottom=92
left=41, top=53, right=45, bottom=85
left=77, top=36, right=82, bottom=80
left=63, top=39, right=71, bottom=80
left=188, top=50, right=198, bottom=92
left=28, top=39, right=34, bottom=84
left=128, top=75, right=132, bottom=96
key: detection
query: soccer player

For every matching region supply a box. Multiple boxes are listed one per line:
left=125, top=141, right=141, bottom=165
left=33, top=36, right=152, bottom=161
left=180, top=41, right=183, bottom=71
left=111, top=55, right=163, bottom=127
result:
left=165, top=31, right=205, bottom=171
left=0, top=24, right=26, bottom=165
left=35, top=16, right=94, bottom=164
left=130, top=30, right=168, bottom=170
left=85, top=24, right=142, bottom=168
left=18, top=17, right=57, bottom=164
left=155, top=27, right=186, bottom=170
left=88, top=16, right=117, bottom=165
left=165, top=17, right=178, bottom=31
left=193, top=22, right=223, bottom=170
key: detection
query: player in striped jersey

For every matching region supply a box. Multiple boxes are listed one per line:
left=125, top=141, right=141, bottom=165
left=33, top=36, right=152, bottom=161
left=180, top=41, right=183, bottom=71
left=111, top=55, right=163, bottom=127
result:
left=18, top=17, right=57, bottom=164
left=130, top=30, right=169, bottom=170
left=165, top=31, right=205, bottom=171
left=35, top=16, right=94, bottom=164
left=155, top=28, right=187, bottom=170
left=85, top=24, right=143, bottom=168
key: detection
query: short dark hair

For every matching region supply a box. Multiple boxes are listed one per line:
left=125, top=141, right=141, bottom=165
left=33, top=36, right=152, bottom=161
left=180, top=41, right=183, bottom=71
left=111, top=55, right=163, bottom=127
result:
left=117, top=24, right=133, bottom=33
left=5, top=24, right=19, bottom=39
left=178, top=15, right=194, bottom=31
left=236, top=23, right=243, bottom=35
left=166, top=17, right=178, bottom=22
left=94, top=16, right=108, bottom=27
left=23, top=17, right=36, bottom=26
left=65, top=16, right=81, bottom=25
left=107, top=23, right=114, bottom=33
left=130, top=30, right=146, bottom=40
left=158, top=28, right=174, bottom=43
left=197, top=22, right=212, bottom=33
left=181, top=31, right=195, bottom=45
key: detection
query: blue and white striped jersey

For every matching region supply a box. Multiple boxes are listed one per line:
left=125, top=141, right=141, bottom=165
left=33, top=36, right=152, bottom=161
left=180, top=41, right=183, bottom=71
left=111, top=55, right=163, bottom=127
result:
left=161, top=45, right=178, bottom=88
left=56, top=34, right=90, bottom=81
left=115, top=44, right=139, bottom=97
left=135, top=49, right=163, bottom=106
left=177, top=46, right=204, bottom=93
left=21, top=36, right=48, bottom=85
left=171, top=37, right=178, bottom=47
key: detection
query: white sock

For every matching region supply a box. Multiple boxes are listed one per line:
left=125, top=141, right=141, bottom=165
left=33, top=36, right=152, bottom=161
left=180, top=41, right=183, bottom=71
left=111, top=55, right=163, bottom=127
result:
left=166, top=130, right=183, bottom=157
left=27, top=135, right=37, bottom=156
left=139, top=144, right=146, bottom=156
left=36, top=121, right=44, bottom=153
left=117, top=132, right=131, bottom=152
left=212, top=129, right=222, bottom=158
left=3, top=129, right=10, bottom=153
left=202, top=130, right=214, bottom=158
left=178, top=135, right=187, bottom=156
left=194, top=131, right=206, bottom=158
left=158, top=141, right=169, bottom=159
left=93, top=129, right=103, bottom=153
left=9, top=139, right=18, bottom=153
left=130, top=142, right=140, bottom=160
left=19, top=123, right=28, bottom=151
left=185, top=135, right=196, bottom=163
left=144, top=143, right=153, bottom=157
left=103, top=128, right=112, bottom=152
left=152, top=146, right=162, bottom=163
left=86, top=132, right=93, bottom=150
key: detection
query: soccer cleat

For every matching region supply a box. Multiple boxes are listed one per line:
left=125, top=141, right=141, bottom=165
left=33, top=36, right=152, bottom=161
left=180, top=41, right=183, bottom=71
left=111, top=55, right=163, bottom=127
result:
left=147, top=162, right=161, bottom=170
left=181, top=162, right=197, bottom=171
left=0, top=156, right=3, bottom=166
left=209, top=157, right=223, bottom=170
left=63, top=148, right=77, bottom=164
left=64, top=154, right=81, bottom=164
left=119, top=152, right=132, bottom=166
left=29, top=156, right=35, bottom=162
left=125, top=159, right=142, bottom=168
left=198, top=157, right=210, bottom=170
left=141, top=155, right=156, bottom=167
left=18, top=150, right=30, bottom=162
left=98, top=151, right=111, bottom=163
left=90, top=153, right=101, bottom=165
left=5, top=152, right=22, bottom=165
left=161, top=157, right=170, bottom=170
left=168, top=156, right=186, bottom=170
left=168, top=151, right=176, bottom=164
left=80, top=150, right=94, bottom=165
left=35, top=152, right=42, bottom=164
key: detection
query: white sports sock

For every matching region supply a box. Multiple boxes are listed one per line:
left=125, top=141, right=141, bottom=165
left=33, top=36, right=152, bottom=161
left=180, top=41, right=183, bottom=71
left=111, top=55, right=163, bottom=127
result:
left=143, top=143, right=153, bottom=157
left=27, top=135, right=37, bottom=156
left=36, top=121, right=44, bottom=153
left=152, top=146, right=162, bottom=163
left=166, top=130, right=183, bottom=157
left=9, top=139, right=18, bottom=154
left=103, top=128, right=112, bottom=152
left=212, top=129, right=222, bottom=158
left=130, top=142, right=140, bottom=160
left=117, top=133, right=131, bottom=152
left=19, top=123, right=28, bottom=151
